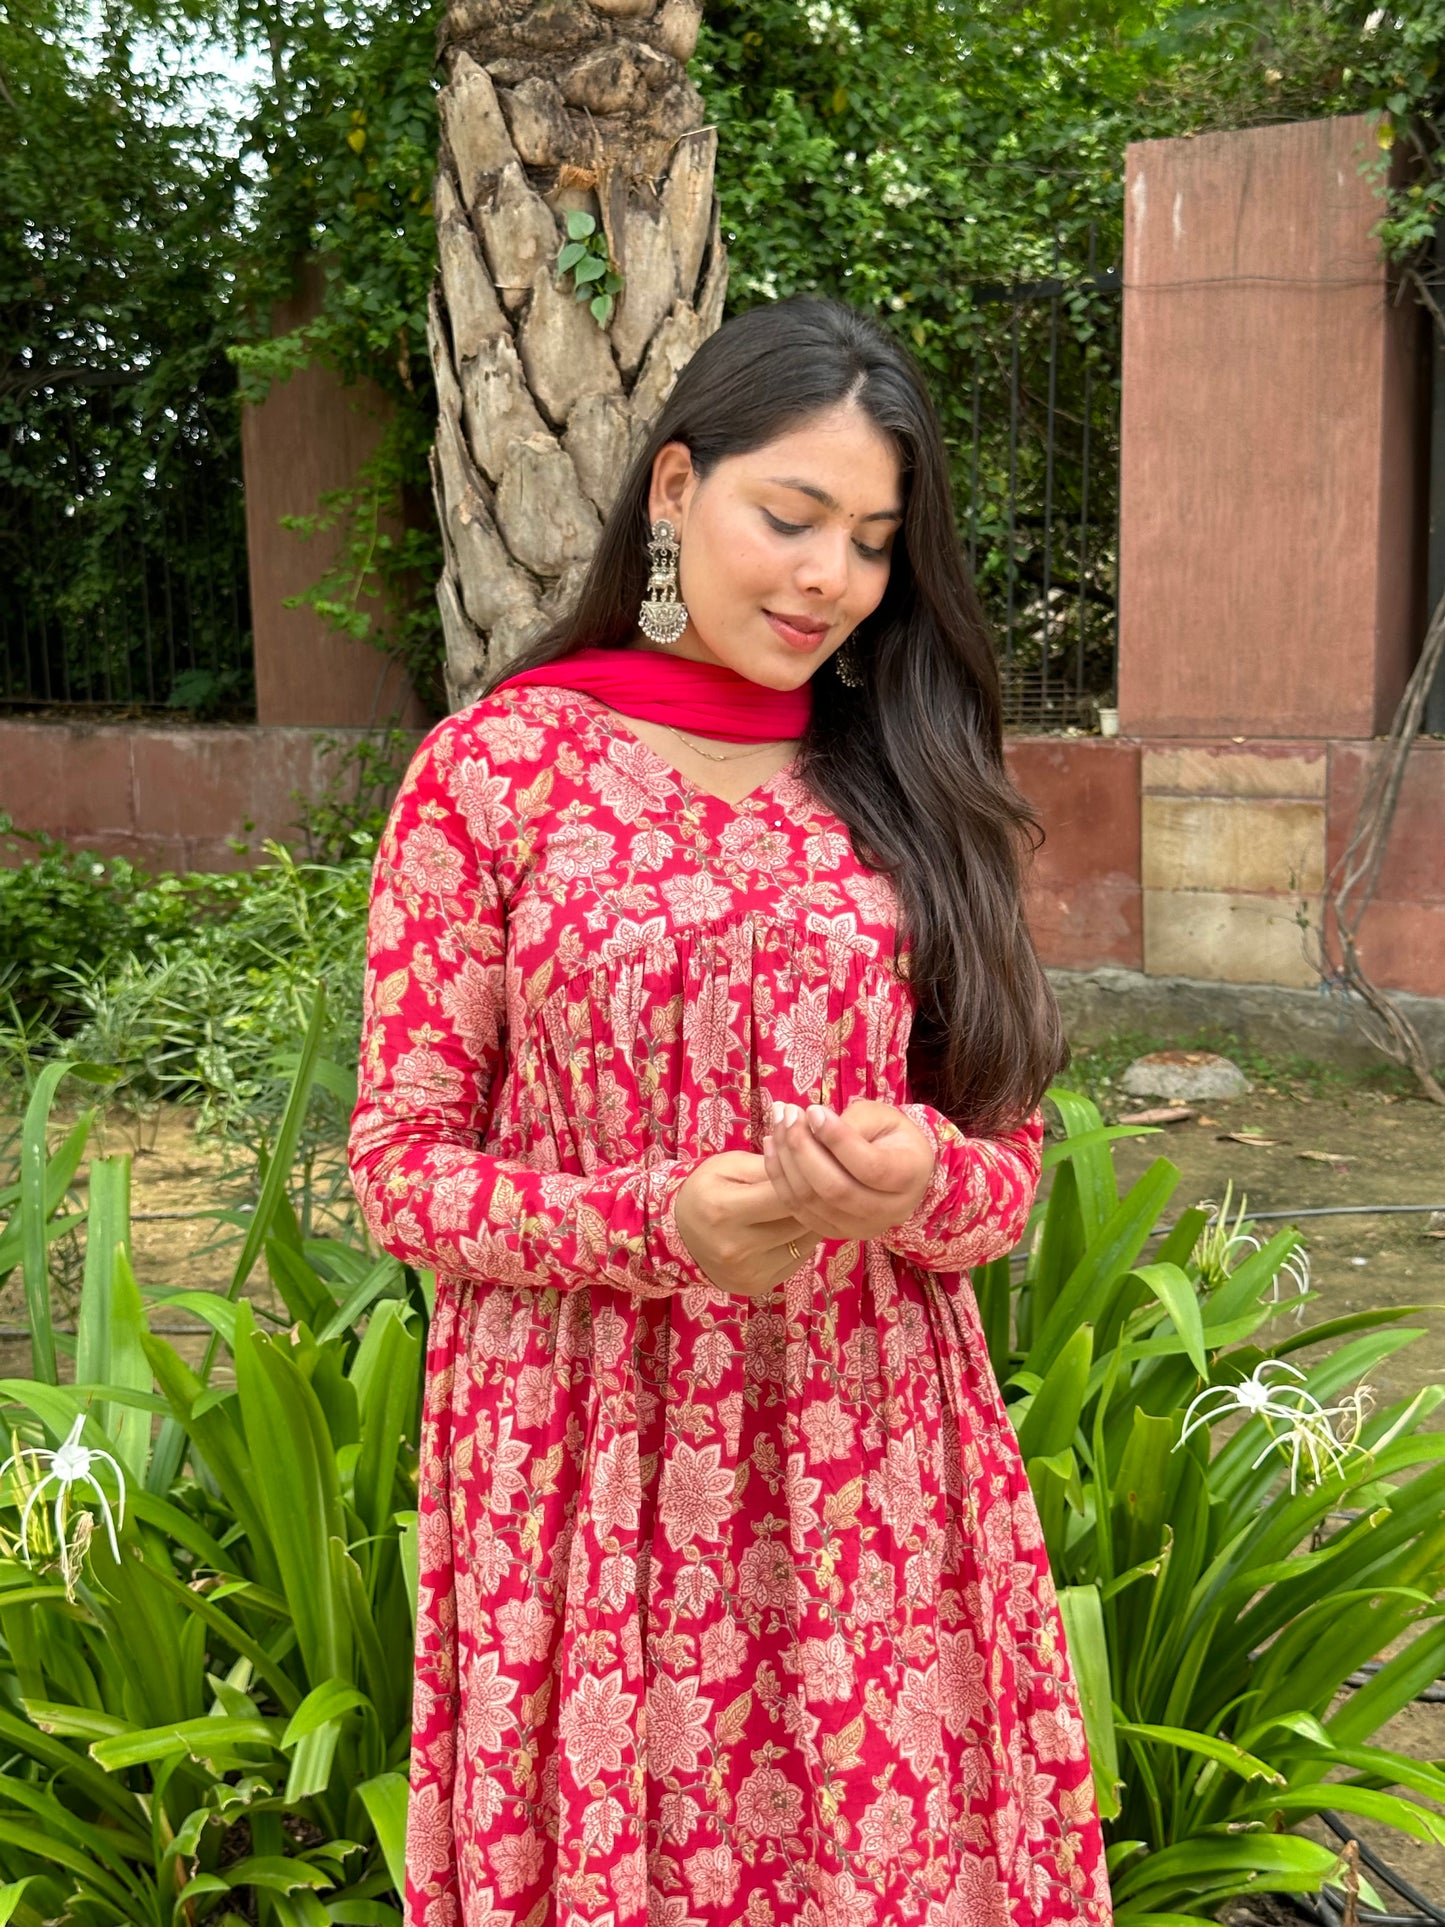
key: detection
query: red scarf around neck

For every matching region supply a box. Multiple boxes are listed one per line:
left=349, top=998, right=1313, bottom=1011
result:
left=494, top=646, right=812, bottom=743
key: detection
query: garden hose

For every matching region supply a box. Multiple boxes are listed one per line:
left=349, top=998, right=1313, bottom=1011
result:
left=1296, top=1811, right=1445, bottom=1926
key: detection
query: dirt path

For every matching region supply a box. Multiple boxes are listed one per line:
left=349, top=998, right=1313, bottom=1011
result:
left=1078, top=1067, right=1445, bottom=1413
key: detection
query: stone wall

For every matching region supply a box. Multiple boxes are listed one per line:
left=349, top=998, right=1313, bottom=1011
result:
left=0, top=719, right=419, bottom=874
left=2, top=720, right=1439, bottom=1028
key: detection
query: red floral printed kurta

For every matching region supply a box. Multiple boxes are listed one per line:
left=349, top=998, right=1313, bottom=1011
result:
left=349, top=685, right=1113, bottom=1927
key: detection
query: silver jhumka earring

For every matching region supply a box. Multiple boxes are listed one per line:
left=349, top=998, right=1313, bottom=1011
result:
left=638, top=518, right=689, bottom=647
left=834, top=638, right=863, bottom=688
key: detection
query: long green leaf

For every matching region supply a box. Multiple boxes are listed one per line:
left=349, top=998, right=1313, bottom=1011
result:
left=75, top=1154, right=132, bottom=1454
left=18, top=1063, right=112, bottom=1383
left=1111, top=1830, right=1354, bottom=1904
left=357, top=1773, right=408, bottom=1894
left=351, top=1300, right=419, bottom=1545
left=91, top=1714, right=280, bottom=1771
left=1026, top=1159, right=1179, bottom=1379
left=143, top=1327, right=283, bottom=1594
left=1016, top=1324, right=1092, bottom=1462
left=1116, top=1720, right=1284, bottom=1785
left=1043, top=1087, right=1119, bottom=1241
left=0, top=1814, right=138, bottom=1915
left=0, top=1110, right=91, bottom=1278
left=235, top=1323, right=351, bottom=1684
left=317, top=1255, right=404, bottom=1348
left=106, top=1247, right=152, bottom=1481
left=1127, top=1263, right=1208, bottom=1378
left=282, top=1680, right=369, bottom=1747
left=1057, top=1584, right=1121, bottom=1822
left=200, top=987, right=327, bottom=1384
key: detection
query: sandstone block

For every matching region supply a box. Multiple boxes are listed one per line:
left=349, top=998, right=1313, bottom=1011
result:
left=1141, top=795, right=1326, bottom=895
left=1142, top=888, right=1317, bottom=987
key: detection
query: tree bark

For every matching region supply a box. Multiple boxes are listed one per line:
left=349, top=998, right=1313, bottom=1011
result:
left=431, top=0, right=726, bottom=707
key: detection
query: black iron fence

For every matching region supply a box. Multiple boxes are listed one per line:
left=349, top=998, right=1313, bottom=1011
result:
left=956, top=234, right=1122, bottom=733
left=2, top=241, right=1120, bottom=732
left=0, top=373, right=253, bottom=714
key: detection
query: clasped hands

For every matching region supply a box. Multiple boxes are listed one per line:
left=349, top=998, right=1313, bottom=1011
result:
left=672, top=1098, right=935, bottom=1299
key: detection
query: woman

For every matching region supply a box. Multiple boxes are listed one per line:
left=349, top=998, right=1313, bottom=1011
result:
left=350, top=296, right=1112, bottom=1926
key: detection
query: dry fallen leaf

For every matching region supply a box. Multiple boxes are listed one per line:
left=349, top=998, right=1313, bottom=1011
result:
left=1297, top=1149, right=1352, bottom=1165
left=1216, top=1132, right=1282, bottom=1147
left=1118, top=1106, right=1196, bottom=1126
left=1196, top=1115, right=1218, bottom=1128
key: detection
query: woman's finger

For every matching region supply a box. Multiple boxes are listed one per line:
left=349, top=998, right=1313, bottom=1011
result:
left=771, top=1108, right=875, bottom=1213
left=800, top=1105, right=898, bottom=1190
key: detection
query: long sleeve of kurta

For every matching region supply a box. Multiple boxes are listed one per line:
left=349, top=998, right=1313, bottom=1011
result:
left=884, top=1105, right=1043, bottom=1272
left=348, top=728, right=712, bottom=1297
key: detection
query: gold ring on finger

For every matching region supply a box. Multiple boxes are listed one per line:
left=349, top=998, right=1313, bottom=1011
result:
left=787, top=1239, right=802, bottom=1262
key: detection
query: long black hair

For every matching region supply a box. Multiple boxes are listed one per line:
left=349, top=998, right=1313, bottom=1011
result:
left=489, top=296, right=1067, bottom=1133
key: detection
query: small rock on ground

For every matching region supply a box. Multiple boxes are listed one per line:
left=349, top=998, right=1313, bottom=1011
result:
left=1120, top=1048, right=1253, bottom=1102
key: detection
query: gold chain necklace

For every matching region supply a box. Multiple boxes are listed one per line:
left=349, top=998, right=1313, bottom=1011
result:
left=662, top=723, right=792, bottom=766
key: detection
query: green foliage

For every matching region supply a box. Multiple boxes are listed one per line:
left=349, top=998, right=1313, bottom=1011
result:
left=0, top=819, right=198, bottom=1024
left=0, top=734, right=404, bottom=1113
left=980, top=1088, right=1445, bottom=1913
left=556, top=210, right=625, bottom=327
left=0, top=1025, right=421, bottom=1921
left=0, top=0, right=252, bottom=710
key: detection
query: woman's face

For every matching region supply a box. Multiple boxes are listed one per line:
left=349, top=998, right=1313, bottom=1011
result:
left=645, top=401, right=904, bottom=690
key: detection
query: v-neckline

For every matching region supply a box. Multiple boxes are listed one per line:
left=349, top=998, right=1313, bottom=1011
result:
left=579, top=694, right=801, bottom=815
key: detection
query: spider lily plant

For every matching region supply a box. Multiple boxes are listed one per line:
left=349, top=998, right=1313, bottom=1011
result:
left=972, top=1087, right=1445, bottom=1919
left=0, top=998, right=421, bottom=1927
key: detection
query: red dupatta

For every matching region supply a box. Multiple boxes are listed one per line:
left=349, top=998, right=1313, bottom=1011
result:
left=495, top=647, right=812, bottom=743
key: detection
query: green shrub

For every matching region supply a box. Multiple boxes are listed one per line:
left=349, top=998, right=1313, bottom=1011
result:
left=0, top=1008, right=422, bottom=1922
left=978, top=1090, right=1445, bottom=1916
left=0, top=819, right=200, bottom=1024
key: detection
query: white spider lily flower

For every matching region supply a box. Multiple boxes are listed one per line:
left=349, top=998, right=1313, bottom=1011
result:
left=1195, top=1182, right=1259, bottom=1289
left=1196, top=1183, right=1311, bottom=1320
left=1177, top=1360, right=1372, bottom=1494
left=0, top=1415, right=127, bottom=1573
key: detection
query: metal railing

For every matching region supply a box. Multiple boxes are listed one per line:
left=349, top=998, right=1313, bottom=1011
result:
left=960, top=232, right=1122, bottom=733
left=0, top=374, right=253, bottom=713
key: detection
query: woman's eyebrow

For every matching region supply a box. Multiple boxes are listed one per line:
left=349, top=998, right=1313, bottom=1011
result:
left=766, top=477, right=904, bottom=524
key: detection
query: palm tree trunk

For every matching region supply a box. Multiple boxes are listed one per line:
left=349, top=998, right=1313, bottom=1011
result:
left=430, top=0, right=726, bottom=707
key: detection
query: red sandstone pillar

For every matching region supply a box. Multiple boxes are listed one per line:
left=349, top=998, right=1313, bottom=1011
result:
left=1117, top=114, right=1427, bottom=741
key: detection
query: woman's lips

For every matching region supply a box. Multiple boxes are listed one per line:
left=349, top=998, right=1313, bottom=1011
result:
left=764, top=610, right=831, bottom=652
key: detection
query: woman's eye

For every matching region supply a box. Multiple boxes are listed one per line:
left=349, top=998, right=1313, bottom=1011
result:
left=763, top=511, right=809, bottom=536
left=855, top=540, right=889, bottom=562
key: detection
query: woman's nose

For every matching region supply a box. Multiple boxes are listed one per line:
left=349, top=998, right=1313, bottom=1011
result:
left=795, top=528, right=851, bottom=599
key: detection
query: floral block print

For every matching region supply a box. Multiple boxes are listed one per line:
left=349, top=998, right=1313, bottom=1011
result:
left=349, top=687, right=1113, bottom=1927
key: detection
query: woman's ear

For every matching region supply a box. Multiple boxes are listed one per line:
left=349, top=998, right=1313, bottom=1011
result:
left=648, top=442, right=696, bottom=528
